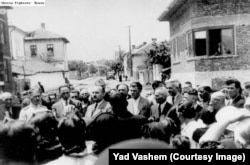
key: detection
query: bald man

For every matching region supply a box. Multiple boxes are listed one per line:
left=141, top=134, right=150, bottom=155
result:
left=207, top=91, right=226, bottom=113
left=84, top=86, right=112, bottom=120
left=149, top=87, right=172, bottom=122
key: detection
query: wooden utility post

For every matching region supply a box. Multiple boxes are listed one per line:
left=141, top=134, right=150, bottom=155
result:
left=128, top=25, right=133, bottom=77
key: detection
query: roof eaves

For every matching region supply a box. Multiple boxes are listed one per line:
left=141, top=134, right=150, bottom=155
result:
left=24, top=37, right=69, bottom=43
left=158, top=0, right=187, bottom=21
left=9, top=25, right=27, bottom=35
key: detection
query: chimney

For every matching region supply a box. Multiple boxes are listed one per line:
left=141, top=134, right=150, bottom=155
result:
left=132, top=45, right=136, bottom=49
left=41, top=23, right=45, bottom=29
left=143, top=42, right=147, bottom=45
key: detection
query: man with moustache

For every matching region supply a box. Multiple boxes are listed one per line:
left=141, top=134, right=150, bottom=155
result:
left=84, top=86, right=112, bottom=124
left=149, top=87, right=172, bottom=122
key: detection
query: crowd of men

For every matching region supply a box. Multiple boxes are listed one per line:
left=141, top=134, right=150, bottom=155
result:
left=0, top=77, right=250, bottom=164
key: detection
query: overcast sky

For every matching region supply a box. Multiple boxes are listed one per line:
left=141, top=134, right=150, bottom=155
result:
left=8, top=0, right=171, bottom=62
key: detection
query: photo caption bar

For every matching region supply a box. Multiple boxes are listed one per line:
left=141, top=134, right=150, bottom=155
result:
left=0, top=0, right=45, bottom=6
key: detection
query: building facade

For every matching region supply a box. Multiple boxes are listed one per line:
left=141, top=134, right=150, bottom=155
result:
left=159, top=0, right=250, bottom=89
left=8, top=23, right=70, bottom=93
left=0, top=7, right=13, bottom=92
left=24, top=23, right=69, bottom=71
left=9, top=25, right=27, bottom=60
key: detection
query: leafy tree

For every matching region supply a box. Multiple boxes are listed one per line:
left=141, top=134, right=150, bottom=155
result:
left=146, top=41, right=171, bottom=68
left=88, top=64, right=98, bottom=74
left=68, top=60, right=89, bottom=79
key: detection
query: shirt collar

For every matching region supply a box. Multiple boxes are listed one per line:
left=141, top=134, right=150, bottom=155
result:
left=160, top=99, right=168, bottom=109
left=133, top=96, right=141, bottom=102
left=96, top=99, right=105, bottom=108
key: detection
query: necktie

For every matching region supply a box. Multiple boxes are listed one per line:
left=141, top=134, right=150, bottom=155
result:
left=158, top=104, right=162, bottom=116
left=172, top=96, right=175, bottom=105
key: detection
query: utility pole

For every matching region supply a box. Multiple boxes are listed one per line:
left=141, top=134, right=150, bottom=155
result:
left=128, top=26, right=133, bottom=77
left=118, top=45, right=121, bottom=57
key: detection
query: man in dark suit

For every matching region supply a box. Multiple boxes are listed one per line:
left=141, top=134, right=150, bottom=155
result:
left=166, top=79, right=184, bottom=106
left=127, top=82, right=151, bottom=118
left=225, top=79, right=245, bottom=108
left=149, top=87, right=172, bottom=122
left=116, top=83, right=131, bottom=100
left=52, top=85, right=82, bottom=119
left=84, top=86, right=112, bottom=125
left=165, top=79, right=184, bottom=128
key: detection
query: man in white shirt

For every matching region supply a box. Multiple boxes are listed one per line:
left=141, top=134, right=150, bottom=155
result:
left=19, top=89, right=49, bottom=122
left=127, top=82, right=151, bottom=118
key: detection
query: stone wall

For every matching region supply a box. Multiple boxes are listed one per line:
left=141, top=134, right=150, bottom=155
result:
left=168, top=0, right=250, bottom=87
left=195, top=24, right=250, bottom=72
left=195, top=0, right=250, bottom=17
left=169, top=1, right=194, bottom=36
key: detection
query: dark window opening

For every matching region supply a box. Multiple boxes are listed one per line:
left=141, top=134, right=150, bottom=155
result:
left=30, top=45, right=37, bottom=56
left=193, top=27, right=234, bottom=57
left=47, top=44, right=54, bottom=56
left=209, top=29, right=221, bottom=55
left=209, top=29, right=233, bottom=56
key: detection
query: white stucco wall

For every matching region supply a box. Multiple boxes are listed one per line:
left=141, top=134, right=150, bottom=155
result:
left=153, top=64, right=163, bottom=81
left=25, top=72, right=66, bottom=91
left=132, top=55, right=147, bottom=72
left=24, top=39, right=68, bottom=70
left=9, top=27, right=26, bottom=60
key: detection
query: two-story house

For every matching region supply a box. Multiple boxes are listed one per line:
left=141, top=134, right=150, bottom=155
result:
left=24, top=23, right=69, bottom=71
left=9, top=23, right=70, bottom=93
left=159, top=0, right=250, bottom=89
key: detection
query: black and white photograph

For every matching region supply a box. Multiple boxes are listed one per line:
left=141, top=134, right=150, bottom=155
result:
left=1, top=0, right=250, bottom=164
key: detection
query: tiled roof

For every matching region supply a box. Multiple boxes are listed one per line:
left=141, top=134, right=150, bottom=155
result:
left=11, top=60, right=65, bottom=76
left=25, top=28, right=69, bottom=43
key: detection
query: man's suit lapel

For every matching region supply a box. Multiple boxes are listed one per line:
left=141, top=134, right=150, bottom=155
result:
left=162, top=102, right=171, bottom=116
left=138, top=97, right=143, bottom=113
left=232, top=95, right=241, bottom=105
left=98, top=100, right=107, bottom=110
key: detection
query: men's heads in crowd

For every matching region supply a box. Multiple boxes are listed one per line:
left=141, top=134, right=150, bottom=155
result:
left=225, top=79, right=242, bottom=99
